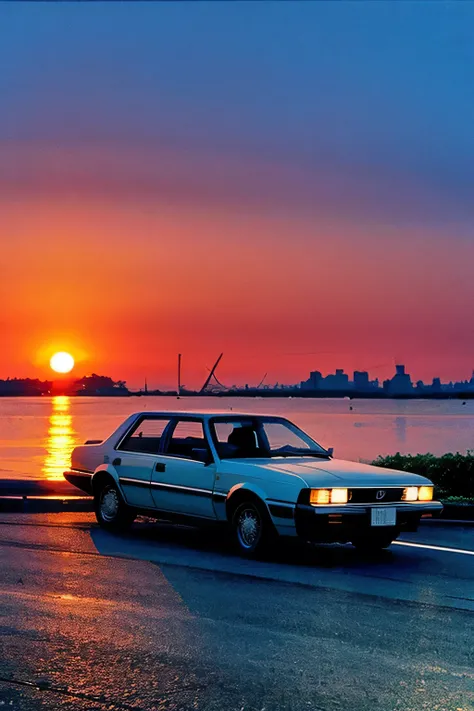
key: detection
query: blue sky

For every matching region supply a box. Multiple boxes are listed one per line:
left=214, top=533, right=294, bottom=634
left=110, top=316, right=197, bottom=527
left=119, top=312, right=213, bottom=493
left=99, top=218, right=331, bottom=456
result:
left=2, top=2, right=474, bottom=227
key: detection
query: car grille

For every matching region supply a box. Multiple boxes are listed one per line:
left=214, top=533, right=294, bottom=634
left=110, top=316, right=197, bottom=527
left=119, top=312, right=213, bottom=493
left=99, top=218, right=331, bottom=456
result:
left=349, top=488, right=404, bottom=504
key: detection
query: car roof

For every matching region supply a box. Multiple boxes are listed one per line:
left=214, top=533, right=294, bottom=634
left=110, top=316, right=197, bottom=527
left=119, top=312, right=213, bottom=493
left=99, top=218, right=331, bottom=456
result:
left=129, top=411, right=284, bottom=420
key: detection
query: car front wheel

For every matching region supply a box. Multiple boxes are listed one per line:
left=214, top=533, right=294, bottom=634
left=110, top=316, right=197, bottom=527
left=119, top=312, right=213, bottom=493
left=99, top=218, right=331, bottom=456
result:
left=94, top=481, right=136, bottom=531
left=231, top=499, right=275, bottom=557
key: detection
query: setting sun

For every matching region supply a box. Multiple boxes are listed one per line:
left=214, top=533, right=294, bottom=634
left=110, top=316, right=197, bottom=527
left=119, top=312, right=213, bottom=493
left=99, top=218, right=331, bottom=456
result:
left=50, top=351, right=75, bottom=374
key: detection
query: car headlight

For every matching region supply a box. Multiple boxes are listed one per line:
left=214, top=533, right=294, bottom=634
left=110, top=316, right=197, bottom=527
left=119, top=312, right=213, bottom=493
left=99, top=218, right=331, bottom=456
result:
left=402, top=486, right=434, bottom=501
left=402, top=486, right=418, bottom=501
left=418, top=486, right=433, bottom=501
left=310, top=488, right=348, bottom=505
left=331, top=488, right=349, bottom=504
left=310, top=489, right=330, bottom=505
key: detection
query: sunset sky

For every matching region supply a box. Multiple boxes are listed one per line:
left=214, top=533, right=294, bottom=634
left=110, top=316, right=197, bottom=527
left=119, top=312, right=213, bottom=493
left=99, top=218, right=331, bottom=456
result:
left=1, top=2, right=474, bottom=389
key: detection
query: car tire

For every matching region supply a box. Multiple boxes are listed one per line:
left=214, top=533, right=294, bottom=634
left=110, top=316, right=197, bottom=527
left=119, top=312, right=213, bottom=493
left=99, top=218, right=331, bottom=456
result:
left=351, top=535, right=394, bottom=552
left=231, top=499, right=276, bottom=558
left=94, top=480, right=136, bottom=531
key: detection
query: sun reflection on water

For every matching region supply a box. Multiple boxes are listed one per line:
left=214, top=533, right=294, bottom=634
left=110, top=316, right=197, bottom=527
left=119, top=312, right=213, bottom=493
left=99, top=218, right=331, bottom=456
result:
left=43, top=396, right=78, bottom=480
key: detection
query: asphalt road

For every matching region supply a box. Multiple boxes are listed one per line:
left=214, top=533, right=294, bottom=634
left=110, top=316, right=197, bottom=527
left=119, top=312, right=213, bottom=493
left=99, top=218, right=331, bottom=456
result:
left=0, top=514, right=473, bottom=711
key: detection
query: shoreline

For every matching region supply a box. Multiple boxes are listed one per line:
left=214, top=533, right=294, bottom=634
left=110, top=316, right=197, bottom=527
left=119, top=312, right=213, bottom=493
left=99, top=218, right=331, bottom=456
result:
left=1, top=392, right=474, bottom=400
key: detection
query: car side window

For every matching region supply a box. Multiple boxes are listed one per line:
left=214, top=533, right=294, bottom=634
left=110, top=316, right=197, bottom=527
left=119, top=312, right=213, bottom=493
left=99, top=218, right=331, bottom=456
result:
left=165, top=420, right=208, bottom=460
left=117, top=418, right=170, bottom=454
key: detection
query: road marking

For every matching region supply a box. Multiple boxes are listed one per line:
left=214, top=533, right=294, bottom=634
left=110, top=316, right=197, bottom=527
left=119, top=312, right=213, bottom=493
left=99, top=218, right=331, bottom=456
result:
left=395, top=541, right=474, bottom=556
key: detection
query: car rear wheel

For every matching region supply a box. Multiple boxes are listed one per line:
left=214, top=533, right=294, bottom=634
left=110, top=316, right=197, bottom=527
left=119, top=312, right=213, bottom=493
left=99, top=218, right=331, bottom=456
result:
left=231, top=499, right=275, bottom=558
left=94, top=481, right=136, bottom=531
left=351, top=534, right=395, bottom=552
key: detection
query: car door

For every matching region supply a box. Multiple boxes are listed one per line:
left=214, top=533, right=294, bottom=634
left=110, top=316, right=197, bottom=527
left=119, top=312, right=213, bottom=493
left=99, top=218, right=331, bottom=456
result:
left=150, top=418, right=217, bottom=519
left=115, top=416, right=171, bottom=508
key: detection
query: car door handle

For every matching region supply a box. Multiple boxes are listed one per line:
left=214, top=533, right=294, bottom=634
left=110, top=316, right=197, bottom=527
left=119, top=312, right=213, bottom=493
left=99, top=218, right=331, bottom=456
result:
left=112, top=457, right=121, bottom=466
left=155, top=462, right=166, bottom=473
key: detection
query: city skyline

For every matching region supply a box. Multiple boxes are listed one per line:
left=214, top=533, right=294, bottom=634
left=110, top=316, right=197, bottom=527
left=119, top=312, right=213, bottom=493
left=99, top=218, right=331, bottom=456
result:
left=300, top=364, right=474, bottom=396
left=2, top=362, right=474, bottom=397
left=2, top=3, right=474, bottom=386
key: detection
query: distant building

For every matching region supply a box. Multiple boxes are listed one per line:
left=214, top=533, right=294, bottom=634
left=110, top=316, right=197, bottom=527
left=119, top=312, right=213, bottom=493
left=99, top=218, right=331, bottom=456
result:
left=302, top=368, right=372, bottom=392
left=299, top=363, right=474, bottom=397
left=301, top=371, right=323, bottom=390
left=353, top=371, right=370, bottom=390
left=323, top=369, right=349, bottom=390
left=384, top=365, right=413, bottom=395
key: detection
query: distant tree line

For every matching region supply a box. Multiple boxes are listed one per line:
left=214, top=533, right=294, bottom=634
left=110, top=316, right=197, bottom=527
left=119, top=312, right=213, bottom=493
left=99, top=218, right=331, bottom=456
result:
left=0, top=374, right=129, bottom=396
left=75, top=374, right=129, bottom=395
left=0, top=378, right=52, bottom=396
left=373, top=452, right=474, bottom=501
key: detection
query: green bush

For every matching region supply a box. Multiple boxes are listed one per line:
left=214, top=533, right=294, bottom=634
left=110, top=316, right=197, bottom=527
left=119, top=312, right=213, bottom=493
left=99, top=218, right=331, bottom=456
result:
left=371, top=452, right=474, bottom=501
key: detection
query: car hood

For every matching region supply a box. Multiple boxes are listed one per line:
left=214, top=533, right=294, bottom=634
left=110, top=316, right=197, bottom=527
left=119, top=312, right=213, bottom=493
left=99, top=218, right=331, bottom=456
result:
left=225, top=457, right=432, bottom=488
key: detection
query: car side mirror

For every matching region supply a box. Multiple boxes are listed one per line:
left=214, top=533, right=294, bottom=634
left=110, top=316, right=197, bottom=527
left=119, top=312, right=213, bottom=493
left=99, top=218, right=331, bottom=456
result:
left=191, top=448, right=213, bottom=466
left=327, top=447, right=334, bottom=457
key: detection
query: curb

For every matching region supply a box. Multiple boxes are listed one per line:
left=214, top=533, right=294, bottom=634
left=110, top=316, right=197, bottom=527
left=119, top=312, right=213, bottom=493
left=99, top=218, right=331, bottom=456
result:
left=0, top=479, right=79, bottom=497
left=0, top=498, right=93, bottom=514
left=438, top=504, right=474, bottom=522
left=420, top=517, right=474, bottom=527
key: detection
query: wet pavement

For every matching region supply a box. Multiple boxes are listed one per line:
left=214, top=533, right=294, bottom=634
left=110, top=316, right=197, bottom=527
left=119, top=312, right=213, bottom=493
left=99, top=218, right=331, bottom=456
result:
left=1, top=513, right=473, bottom=711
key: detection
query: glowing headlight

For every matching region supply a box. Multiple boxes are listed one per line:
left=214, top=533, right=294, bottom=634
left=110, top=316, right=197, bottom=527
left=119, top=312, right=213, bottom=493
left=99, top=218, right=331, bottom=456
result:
left=418, top=486, right=433, bottom=501
left=330, top=488, right=348, bottom=504
left=403, top=486, right=418, bottom=501
left=310, top=489, right=330, bottom=505
left=309, top=488, right=348, bottom=505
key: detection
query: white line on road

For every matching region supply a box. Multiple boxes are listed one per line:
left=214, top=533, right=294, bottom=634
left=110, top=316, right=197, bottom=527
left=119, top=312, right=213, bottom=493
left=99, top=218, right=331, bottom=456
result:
left=395, top=541, right=474, bottom=556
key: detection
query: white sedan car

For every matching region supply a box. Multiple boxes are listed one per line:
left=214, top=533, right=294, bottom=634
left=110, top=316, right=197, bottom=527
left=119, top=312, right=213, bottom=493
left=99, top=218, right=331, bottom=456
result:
left=64, top=411, right=442, bottom=556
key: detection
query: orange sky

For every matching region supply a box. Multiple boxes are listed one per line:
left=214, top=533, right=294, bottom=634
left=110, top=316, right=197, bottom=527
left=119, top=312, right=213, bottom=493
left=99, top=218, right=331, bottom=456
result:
left=2, top=142, right=474, bottom=389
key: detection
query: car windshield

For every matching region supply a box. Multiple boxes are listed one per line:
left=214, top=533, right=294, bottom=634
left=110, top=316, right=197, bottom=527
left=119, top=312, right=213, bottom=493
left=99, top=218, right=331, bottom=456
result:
left=210, top=417, right=329, bottom=460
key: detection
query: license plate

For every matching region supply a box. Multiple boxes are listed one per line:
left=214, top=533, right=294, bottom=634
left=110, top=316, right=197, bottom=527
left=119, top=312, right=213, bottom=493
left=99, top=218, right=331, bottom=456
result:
left=371, top=507, right=396, bottom=527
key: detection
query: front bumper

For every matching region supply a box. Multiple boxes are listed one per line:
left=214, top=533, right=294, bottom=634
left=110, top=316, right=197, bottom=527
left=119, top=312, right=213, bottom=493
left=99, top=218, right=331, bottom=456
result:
left=295, top=501, right=443, bottom=543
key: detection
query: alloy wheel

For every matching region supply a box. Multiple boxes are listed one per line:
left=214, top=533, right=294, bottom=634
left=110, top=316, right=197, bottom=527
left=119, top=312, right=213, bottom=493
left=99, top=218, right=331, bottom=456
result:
left=100, top=487, right=120, bottom=522
left=237, top=507, right=261, bottom=550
